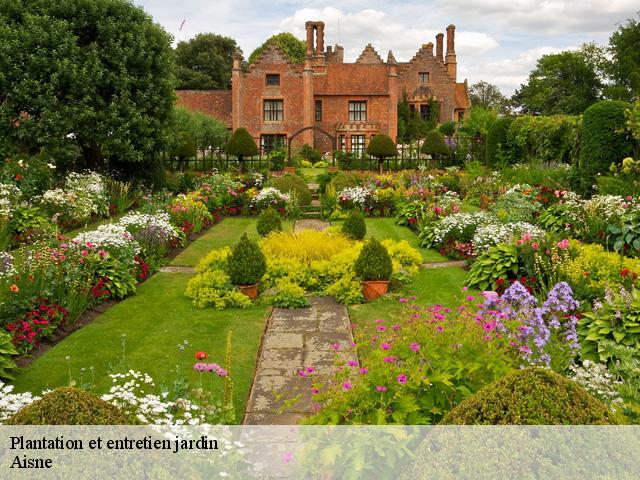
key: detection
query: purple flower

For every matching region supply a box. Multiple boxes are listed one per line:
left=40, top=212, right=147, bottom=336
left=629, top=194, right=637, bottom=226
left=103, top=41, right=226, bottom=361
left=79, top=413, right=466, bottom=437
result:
left=397, top=374, right=408, bottom=385
left=376, top=385, right=387, bottom=392
left=342, top=382, right=353, bottom=390
left=409, top=342, right=420, bottom=352
left=381, top=343, right=391, bottom=350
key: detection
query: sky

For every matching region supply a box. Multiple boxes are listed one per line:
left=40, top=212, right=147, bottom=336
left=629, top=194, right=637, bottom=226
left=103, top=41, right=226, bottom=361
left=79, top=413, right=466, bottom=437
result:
left=135, top=0, right=638, bottom=95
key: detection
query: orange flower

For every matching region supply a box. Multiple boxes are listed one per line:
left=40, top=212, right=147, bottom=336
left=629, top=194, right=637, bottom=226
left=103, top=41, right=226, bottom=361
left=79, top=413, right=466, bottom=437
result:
left=9, top=284, right=19, bottom=293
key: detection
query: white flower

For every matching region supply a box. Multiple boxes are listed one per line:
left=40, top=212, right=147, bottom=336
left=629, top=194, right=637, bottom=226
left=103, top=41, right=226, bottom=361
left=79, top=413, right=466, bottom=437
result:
left=251, top=187, right=289, bottom=207
left=337, top=186, right=371, bottom=205
left=47, top=163, right=56, bottom=170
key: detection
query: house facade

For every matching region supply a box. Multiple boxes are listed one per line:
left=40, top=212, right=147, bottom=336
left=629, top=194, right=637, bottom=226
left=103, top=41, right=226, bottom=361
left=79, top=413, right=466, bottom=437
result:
left=176, top=21, right=470, bottom=154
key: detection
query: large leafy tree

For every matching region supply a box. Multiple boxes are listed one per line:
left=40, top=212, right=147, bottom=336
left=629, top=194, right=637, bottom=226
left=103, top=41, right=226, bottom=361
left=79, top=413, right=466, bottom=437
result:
left=175, top=33, right=239, bottom=90
left=609, top=15, right=640, bottom=101
left=469, top=81, right=510, bottom=114
left=0, top=0, right=175, bottom=170
left=248, top=33, right=306, bottom=65
left=512, top=49, right=602, bottom=115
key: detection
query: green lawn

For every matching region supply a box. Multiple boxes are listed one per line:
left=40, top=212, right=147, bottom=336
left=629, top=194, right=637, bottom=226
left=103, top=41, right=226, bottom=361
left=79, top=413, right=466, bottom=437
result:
left=170, top=217, right=292, bottom=267
left=333, top=218, right=447, bottom=263
left=300, top=167, right=327, bottom=181
left=13, top=272, right=268, bottom=421
left=348, top=266, right=473, bottom=331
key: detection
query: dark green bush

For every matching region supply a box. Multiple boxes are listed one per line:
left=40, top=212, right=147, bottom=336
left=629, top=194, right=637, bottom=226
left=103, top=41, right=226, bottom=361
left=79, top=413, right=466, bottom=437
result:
left=366, top=134, right=398, bottom=173
left=316, top=171, right=338, bottom=193
left=301, top=144, right=322, bottom=163
left=174, top=130, right=196, bottom=160
left=420, top=130, right=450, bottom=156
left=268, top=147, right=286, bottom=171
left=486, top=117, right=513, bottom=165
left=330, top=172, right=357, bottom=192
left=354, top=238, right=392, bottom=281
left=0, top=330, right=17, bottom=380
left=596, top=175, right=639, bottom=196
left=7, top=387, right=135, bottom=425
left=440, top=368, right=618, bottom=425
left=226, top=127, right=259, bottom=172
left=438, top=121, right=456, bottom=137
left=579, top=101, right=635, bottom=194
left=226, top=233, right=266, bottom=285
left=342, top=209, right=366, bottom=240
left=269, top=174, right=312, bottom=206
left=256, top=207, right=282, bottom=237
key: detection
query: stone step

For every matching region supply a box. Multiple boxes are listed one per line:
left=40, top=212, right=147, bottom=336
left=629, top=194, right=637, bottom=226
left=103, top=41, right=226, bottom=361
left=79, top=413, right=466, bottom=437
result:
left=301, top=211, right=322, bottom=219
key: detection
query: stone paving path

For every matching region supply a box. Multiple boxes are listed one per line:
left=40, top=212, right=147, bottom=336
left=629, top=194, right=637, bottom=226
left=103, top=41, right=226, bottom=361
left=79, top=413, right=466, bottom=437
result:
left=422, top=260, right=467, bottom=269
left=243, top=296, right=357, bottom=424
left=294, top=219, right=330, bottom=232
left=159, top=265, right=196, bottom=273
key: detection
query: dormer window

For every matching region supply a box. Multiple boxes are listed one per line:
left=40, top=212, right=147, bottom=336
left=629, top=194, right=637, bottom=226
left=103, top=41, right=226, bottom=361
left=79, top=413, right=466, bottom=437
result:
left=266, top=74, right=280, bottom=86
left=419, top=72, right=429, bottom=83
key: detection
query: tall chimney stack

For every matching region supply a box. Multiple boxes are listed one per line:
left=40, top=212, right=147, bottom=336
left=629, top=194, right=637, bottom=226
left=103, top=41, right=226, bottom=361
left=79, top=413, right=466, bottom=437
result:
left=436, top=33, right=444, bottom=63
left=305, top=21, right=314, bottom=55
left=445, top=24, right=457, bottom=82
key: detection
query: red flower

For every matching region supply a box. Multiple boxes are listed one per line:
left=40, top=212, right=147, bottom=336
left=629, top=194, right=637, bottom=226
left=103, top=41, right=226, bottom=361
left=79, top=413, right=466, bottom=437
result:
left=196, top=351, right=208, bottom=360
left=621, top=268, right=631, bottom=278
left=15, top=174, right=23, bottom=181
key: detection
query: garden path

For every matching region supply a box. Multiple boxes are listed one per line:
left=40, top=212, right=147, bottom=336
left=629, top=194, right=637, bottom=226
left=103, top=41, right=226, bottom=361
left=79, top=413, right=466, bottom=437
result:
left=293, top=219, right=330, bottom=232
left=422, top=260, right=467, bottom=269
left=243, top=296, right=357, bottom=424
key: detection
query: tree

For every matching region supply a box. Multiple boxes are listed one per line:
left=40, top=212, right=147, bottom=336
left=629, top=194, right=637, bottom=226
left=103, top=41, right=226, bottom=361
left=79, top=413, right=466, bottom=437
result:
left=512, top=49, right=602, bottom=115
left=225, top=128, right=258, bottom=173
left=366, top=134, right=398, bottom=174
left=175, top=33, right=239, bottom=90
left=609, top=15, right=640, bottom=101
left=459, top=106, right=497, bottom=138
left=421, top=131, right=450, bottom=161
left=397, top=92, right=437, bottom=143
left=248, top=33, right=306, bottom=65
left=0, top=0, right=175, bottom=173
left=469, top=81, right=510, bottom=113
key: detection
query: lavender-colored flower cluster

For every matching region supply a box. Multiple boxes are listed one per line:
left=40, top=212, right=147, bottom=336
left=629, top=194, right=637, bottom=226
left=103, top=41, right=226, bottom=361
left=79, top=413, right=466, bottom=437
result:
left=119, top=212, right=178, bottom=256
left=193, top=363, right=228, bottom=377
left=479, top=281, right=581, bottom=366
left=0, top=252, right=15, bottom=279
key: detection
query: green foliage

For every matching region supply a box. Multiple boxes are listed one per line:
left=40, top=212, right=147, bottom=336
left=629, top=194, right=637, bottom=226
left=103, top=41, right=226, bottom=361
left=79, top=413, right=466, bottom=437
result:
left=0, top=0, right=175, bottom=169
left=459, top=106, right=497, bottom=139
left=609, top=15, right=640, bottom=101
left=226, top=233, right=266, bottom=286
left=438, top=121, right=456, bottom=137
left=256, top=208, right=282, bottom=237
left=0, top=330, right=18, bottom=380
left=627, top=101, right=640, bottom=142
left=269, top=174, right=312, bottom=206
left=248, top=32, right=306, bottom=65
left=397, top=92, right=437, bottom=143
left=580, top=289, right=640, bottom=362
left=185, top=268, right=252, bottom=309
left=330, top=173, right=357, bottom=192
left=342, top=210, right=367, bottom=240
left=486, top=117, right=513, bottom=165
left=270, top=277, right=309, bottom=308
left=354, top=238, right=392, bottom=281
left=7, top=387, right=136, bottom=425
left=466, top=243, right=519, bottom=291
left=420, top=131, right=449, bottom=156
left=366, top=134, right=398, bottom=158
left=469, top=81, right=510, bottom=113
left=500, top=163, right=575, bottom=191
left=579, top=101, right=635, bottom=194
left=301, top=144, right=322, bottom=163
left=512, top=49, right=602, bottom=115
left=267, top=147, right=286, bottom=172
left=441, top=368, right=617, bottom=425
left=172, top=106, right=227, bottom=150
left=174, top=131, right=196, bottom=159
left=225, top=128, right=259, bottom=158
left=175, top=33, right=239, bottom=90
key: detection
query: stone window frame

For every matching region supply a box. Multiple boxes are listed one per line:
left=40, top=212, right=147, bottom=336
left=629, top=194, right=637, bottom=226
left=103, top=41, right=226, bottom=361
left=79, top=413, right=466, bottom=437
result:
left=265, top=73, right=280, bottom=87
left=348, top=101, right=367, bottom=122
left=419, top=72, right=430, bottom=84
left=263, top=99, right=284, bottom=122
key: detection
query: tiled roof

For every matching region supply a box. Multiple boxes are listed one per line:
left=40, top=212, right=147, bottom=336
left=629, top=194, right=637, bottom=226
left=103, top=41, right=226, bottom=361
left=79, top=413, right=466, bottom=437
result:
left=314, top=64, right=389, bottom=95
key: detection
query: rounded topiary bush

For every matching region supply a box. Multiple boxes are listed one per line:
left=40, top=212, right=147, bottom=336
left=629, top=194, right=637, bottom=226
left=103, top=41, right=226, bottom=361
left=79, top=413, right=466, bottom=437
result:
left=330, top=172, right=357, bottom=193
left=438, top=121, right=456, bottom=137
left=226, top=127, right=259, bottom=172
left=366, top=134, right=398, bottom=174
left=174, top=130, right=196, bottom=159
left=269, top=174, right=312, bottom=206
left=7, top=387, right=135, bottom=425
left=342, top=209, right=366, bottom=240
left=486, top=117, right=513, bottom=166
left=354, top=237, right=392, bottom=281
left=226, top=233, right=266, bottom=285
left=256, top=207, right=282, bottom=237
left=579, top=100, right=635, bottom=194
left=421, top=130, right=450, bottom=157
left=440, top=368, right=618, bottom=425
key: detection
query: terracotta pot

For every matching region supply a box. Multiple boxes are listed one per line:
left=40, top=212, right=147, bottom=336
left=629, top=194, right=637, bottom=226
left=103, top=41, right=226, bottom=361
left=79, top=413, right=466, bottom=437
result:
left=362, top=280, right=389, bottom=301
left=283, top=166, right=296, bottom=174
left=327, top=166, right=338, bottom=173
left=238, top=283, right=259, bottom=299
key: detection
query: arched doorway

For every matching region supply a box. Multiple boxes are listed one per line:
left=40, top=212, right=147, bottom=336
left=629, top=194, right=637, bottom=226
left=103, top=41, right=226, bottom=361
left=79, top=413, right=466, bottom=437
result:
left=287, top=126, right=336, bottom=164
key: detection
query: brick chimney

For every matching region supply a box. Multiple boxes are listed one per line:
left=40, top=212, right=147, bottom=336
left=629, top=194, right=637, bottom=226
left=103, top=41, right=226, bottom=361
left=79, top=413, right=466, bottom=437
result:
left=445, top=24, right=457, bottom=82
left=305, top=21, right=315, bottom=55
left=231, top=50, right=243, bottom=130
left=436, top=33, right=444, bottom=63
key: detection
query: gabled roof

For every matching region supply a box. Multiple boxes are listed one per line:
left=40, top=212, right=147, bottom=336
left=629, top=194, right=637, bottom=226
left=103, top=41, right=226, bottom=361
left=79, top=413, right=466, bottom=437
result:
left=454, top=82, right=471, bottom=109
left=355, top=44, right=384, bottom=64
left=247, top=44, right=302, bottom=72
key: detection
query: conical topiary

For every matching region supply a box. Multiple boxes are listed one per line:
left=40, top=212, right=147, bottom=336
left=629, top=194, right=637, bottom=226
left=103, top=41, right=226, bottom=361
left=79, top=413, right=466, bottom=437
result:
left=226, top=128, right=259, bottom=172
left=342, top=209, right=366, bottom=240
left=366, top=133, right=398, bottom=174
left=354, top=237, right=392, bottom=281
left=256, top=207, right=282, bottom=237
left=420, top=130, right=450, bottom=157
left=226, top=233, right=266, bottom=285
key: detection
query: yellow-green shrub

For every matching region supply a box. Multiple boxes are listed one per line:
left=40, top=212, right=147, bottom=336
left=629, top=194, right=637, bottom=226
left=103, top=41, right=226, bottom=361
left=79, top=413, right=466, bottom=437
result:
left=270, top=277, right=310, bottom=308
left=259, top=230, right=352, bottom=263
left=381, top=239, right=423, bottom=279
left=185, top=269, right=252, bottom=309
left=195, top=246, right=231, bottom=273
left=560, top=242, right=640, bottom=301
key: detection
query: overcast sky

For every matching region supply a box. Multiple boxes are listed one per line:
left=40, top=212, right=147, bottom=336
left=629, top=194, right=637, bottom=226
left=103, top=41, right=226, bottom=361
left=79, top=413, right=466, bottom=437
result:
left=135, top=0, right=638, bottom=95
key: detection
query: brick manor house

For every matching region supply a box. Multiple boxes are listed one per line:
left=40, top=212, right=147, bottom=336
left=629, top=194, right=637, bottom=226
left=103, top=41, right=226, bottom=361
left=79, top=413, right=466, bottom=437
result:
left=176, top=21, right=471, bottom=154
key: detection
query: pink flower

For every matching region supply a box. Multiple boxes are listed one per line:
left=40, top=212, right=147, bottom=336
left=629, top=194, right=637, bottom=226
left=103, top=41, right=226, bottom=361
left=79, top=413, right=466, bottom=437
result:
left=522, top=233, right=532, bottom=242
left=397, top=374, right=408, bottom=385
left=557, top=239, right=569, bottom=250
left=436, top=325, right=445, bottom=332
left=298, top=370, right=307, bottom=377
left=482, top=291, right=499, bottom=302
left=381, top=343, right=391, bottom=350
left=311, top=388, right=320, bottom=395
left=332, top=343, right=341, bottom=351
left=306, top=367, right=315, bottom=373
left=392, top=324, right=401, bottom=331
left=409, top=342, right=420, bottom=352
left=347, top=360, right=358, bottom=367
left=383, top=356, right=398, bottom=363
left=376, top=325, right=386, bottom=332
left=531, top=242, right=539, bottom=251
left=359, top=368, right=368, bottom=375
left=399, top=298, right=408, bottom=303
left=376, top=385, right=387, bottom=392
left=342, top=382, right=353, bottom=390
left=466, top=295, right=475, bottom=301
left=283, top=452, right=293, bottom=464
left=626, top=195, right=633, bottom=201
